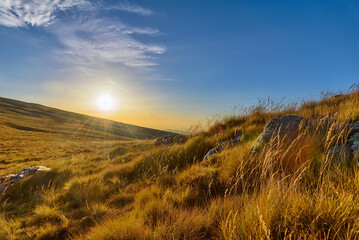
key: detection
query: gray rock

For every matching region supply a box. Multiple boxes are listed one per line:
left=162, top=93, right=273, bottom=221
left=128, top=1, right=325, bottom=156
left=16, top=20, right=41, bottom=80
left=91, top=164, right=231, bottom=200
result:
left=251, top=115, right=307, bottom=152
left=348, top=133, right=359, bottom=145
left=203, top=139, right=240, bottom=161
left=326, top=144, right=352, bottom=163
left=352, top=145, right=359, bottom=151
left=350, top=133, right=359, bottom=139
left=327, top=125, right=359, bottom=165
left=349, top=122, right=359, bottom=133
left=348, top=132, right=359, bottom=161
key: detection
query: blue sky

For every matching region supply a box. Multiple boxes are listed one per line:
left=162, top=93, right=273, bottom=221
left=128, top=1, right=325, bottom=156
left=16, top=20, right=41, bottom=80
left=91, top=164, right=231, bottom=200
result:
left=0, top=0, right=358, bottom=129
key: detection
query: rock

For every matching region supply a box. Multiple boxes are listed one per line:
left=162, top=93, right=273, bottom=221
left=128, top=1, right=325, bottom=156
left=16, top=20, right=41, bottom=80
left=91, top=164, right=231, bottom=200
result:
left=0, top=166, right=51, bottom=194
left=327, top=130, right=359, bottom=165
left=348, top=133, right=359, bottom=144
left=251, top=115, right=307, bottom=152
left=203, top=139, right=240, bottom=161
left=349, top=133, right=359, bottom=164
left=325, top=144, right=352, bottom=163
left=348, top=122, right=359, bottom=133
left=352, top=145, right=359, bottom=151
left=349, top=133, right=359, bottom=150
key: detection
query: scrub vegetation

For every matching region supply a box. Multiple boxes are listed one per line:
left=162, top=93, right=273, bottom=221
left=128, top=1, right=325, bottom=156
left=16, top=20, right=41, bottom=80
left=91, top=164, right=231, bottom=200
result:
left=1, top=87, right=359, bottom=239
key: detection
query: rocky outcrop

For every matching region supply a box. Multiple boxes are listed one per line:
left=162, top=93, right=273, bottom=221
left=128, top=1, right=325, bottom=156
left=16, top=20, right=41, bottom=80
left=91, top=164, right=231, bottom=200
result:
left=0, top=166, right=51, bottom=193
left=323, top=122, right=359, bottom=164
left=251, top=115, right=308, bottom=152
left=348, top=131, right=359, bottom=160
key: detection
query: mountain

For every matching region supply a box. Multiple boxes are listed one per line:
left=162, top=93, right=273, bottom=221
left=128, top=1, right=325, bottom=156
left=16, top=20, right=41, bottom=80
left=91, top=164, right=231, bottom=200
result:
left=0, top=97, right=173, bottom=140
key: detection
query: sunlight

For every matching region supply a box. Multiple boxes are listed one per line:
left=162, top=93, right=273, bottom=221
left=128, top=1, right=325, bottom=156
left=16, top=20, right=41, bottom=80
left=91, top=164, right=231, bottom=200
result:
left=96, top=94, right=115, bottom=112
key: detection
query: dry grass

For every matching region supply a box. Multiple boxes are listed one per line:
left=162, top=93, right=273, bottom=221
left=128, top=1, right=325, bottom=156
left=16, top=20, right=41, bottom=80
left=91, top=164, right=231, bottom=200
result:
left=1, top=89, right=359, bottom=239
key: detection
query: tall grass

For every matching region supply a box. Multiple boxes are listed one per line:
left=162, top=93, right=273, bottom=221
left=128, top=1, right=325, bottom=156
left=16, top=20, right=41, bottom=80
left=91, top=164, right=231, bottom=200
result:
left=2, top=88, right=359, bottom=239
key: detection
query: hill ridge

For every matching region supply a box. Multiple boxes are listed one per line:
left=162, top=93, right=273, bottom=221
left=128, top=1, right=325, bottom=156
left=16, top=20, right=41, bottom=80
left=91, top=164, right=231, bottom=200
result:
left=0, top=96, right=173, bottom=140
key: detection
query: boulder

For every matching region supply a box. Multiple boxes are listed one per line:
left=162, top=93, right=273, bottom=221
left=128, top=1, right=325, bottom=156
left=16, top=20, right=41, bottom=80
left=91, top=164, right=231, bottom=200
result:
left=251, top=115, right=307, bottom=152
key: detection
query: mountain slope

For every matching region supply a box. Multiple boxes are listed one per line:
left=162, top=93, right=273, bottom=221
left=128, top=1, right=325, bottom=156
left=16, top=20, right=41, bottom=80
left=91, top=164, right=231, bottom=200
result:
left=0, top=97, right=173, bottom=140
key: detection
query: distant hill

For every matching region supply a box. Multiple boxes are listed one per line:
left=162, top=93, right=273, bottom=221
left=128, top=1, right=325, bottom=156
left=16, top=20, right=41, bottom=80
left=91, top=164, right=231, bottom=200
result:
left=164, top=129, right=190, bottom=135
left=0, top=97, right=173, bottom=140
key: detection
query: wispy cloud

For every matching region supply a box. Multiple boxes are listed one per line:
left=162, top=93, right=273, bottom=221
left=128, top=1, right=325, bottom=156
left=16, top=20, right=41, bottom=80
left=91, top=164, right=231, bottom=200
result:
left=109, top=2, right=153, bottom=16
left=0, top=0, right=89, bottom=27
left=52, top=16, right=166, bottom=67
left=0, top=1, right=165, bottom=69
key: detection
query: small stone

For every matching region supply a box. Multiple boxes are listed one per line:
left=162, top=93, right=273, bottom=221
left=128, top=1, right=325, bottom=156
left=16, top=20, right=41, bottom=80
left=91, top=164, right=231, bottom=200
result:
left=6, top=174, right=16, bottom=179
left=17, top=174, right=24, bottom=179
left=34, top=166, right=51, bottom=172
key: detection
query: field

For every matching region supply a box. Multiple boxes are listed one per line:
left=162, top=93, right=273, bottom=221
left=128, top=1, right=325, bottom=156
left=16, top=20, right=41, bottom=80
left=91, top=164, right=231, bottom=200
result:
left=1, top=89, right=359, bottom=239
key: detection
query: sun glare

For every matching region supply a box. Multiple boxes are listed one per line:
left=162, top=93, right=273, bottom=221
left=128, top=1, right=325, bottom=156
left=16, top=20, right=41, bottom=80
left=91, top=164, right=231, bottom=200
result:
left=96, top=94, right=115, bottom=112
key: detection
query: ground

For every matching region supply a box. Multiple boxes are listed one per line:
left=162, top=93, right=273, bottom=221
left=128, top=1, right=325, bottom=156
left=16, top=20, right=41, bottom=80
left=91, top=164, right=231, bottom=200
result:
left=1, top=90, right=359, bottom=239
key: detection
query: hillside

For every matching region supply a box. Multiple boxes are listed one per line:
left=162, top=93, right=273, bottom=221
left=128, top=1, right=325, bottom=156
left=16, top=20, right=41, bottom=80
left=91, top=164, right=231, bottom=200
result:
left=0, top=97, right=173, bottom=140
left=1, top=89, right=359, bottom=239
left=0, top=97, right=173, bottom=177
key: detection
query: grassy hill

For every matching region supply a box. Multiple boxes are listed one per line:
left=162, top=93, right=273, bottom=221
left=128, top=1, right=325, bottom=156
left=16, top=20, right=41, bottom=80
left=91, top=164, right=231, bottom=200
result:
left=0, top=97, right=173, bottom=140
left=1, top=89, right=359, bottom=239
left=0, top=97, right=173, bottom=177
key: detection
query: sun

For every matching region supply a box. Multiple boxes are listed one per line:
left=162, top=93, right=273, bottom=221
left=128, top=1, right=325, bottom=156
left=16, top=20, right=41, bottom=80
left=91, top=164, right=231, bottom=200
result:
left=96, top=94, right=115, bottom=112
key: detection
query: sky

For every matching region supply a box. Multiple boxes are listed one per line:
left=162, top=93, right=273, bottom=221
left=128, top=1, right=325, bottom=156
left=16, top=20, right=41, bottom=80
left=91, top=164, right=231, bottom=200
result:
left=0, top=0, right=359, bottom=130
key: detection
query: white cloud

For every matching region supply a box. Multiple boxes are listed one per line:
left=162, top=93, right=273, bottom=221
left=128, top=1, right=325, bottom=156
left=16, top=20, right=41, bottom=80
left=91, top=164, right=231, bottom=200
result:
left=0, top=0, right=89, bottom=27
left=0, top=5, right=24, bottom=27
left=52, top=16, right=166, bottom=68
left=109, top=2, right=153, bottom=16
left=0, top=0, right=165, bottom=69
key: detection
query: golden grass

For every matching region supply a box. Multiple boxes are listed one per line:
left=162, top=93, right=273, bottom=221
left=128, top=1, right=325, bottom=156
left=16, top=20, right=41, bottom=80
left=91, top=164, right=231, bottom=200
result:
left=1, top=89, right=359, bottom=239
